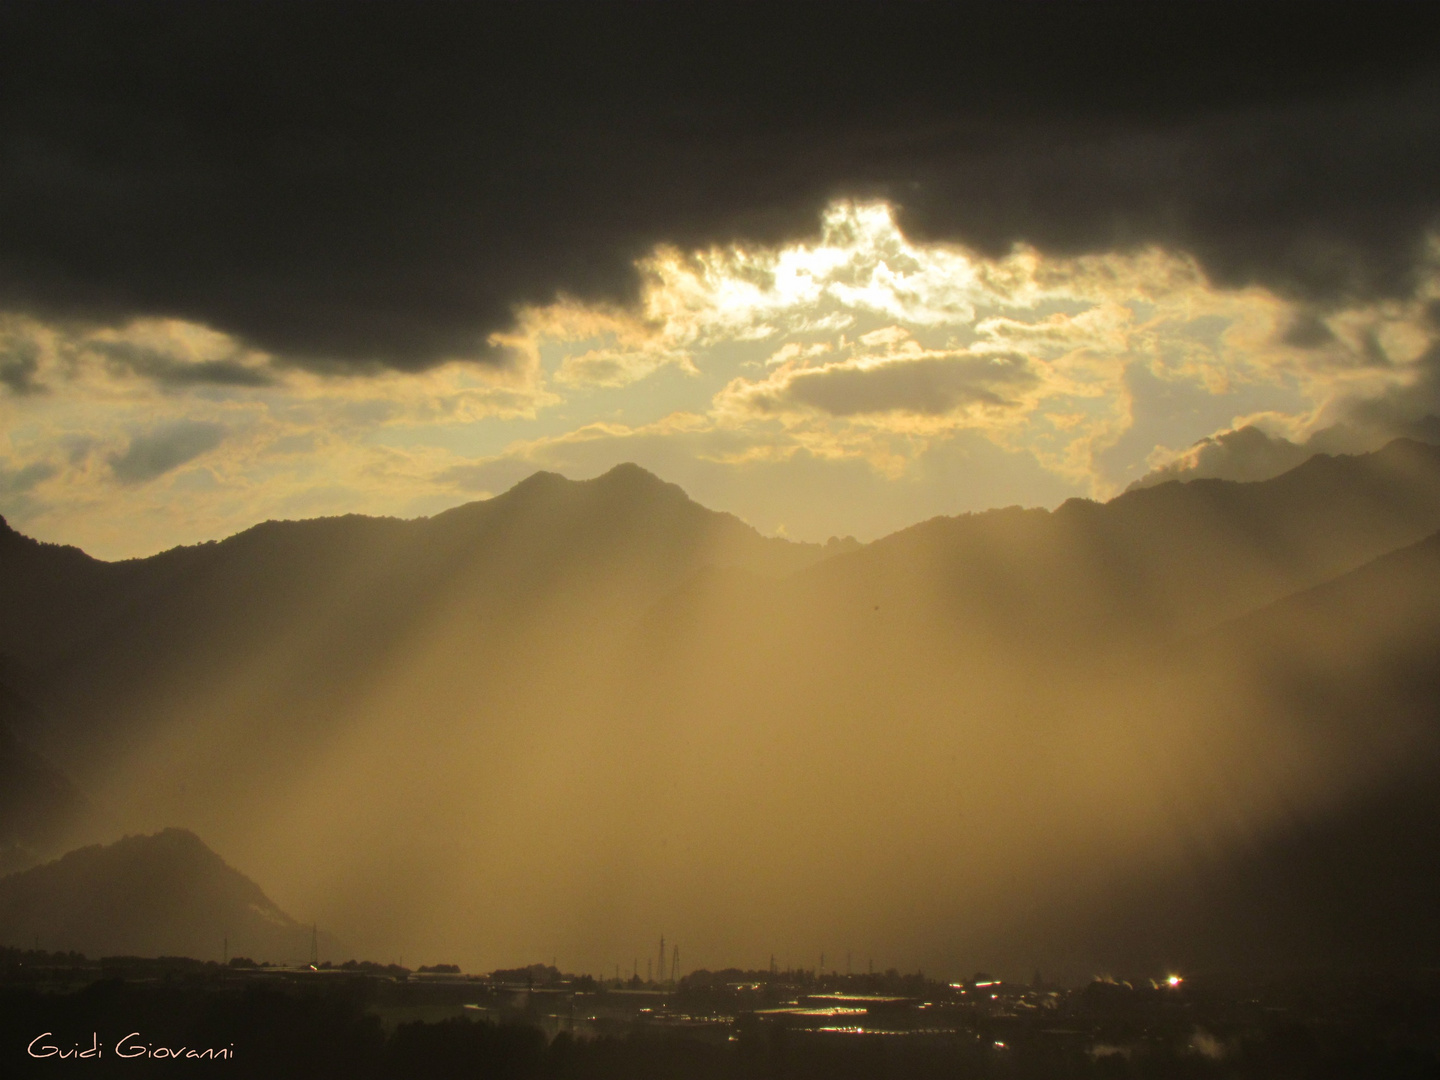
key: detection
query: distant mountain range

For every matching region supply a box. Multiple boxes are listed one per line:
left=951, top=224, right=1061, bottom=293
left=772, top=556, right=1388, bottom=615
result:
left=0, top=462, right=824, bottom=668
left=3, top=445, right=1440, bottom=978
left=0, top=828, right=318, bottom=962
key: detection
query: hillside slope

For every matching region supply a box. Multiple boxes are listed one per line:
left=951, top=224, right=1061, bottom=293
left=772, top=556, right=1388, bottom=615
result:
left=5, top=446, right=1440, bottom=975
left=1018, top=532, right=1440, bottom=973
left=0, top=828, right=315, bottom=962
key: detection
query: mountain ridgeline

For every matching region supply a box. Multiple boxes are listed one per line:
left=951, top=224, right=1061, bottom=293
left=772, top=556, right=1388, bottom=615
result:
left=0, top=828, right=319, bottom=962
left=3, top=446, right=1440, bottom=980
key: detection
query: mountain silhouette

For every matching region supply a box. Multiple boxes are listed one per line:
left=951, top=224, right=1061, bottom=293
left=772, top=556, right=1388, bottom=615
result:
left=0, top=462, right=830, bottom=778
left=0, top=461, right=823, bottom=667
left=786, top=437, right=1440, bottom=657
left=0, top=828, right=317, bottom=962
left=5, top=446, right=1440, bottom=977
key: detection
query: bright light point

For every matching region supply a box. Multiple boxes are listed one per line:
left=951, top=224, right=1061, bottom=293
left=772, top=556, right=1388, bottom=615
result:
left=1167, top=975, right=1182, bottom=987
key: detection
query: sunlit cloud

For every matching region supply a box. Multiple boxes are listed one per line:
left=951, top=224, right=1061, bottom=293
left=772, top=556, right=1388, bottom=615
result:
left=492, top=300, right=696, bottom=390
left=2, top=200, right=1438, bottom=556
left=638, top=202, right=994, bottom=341
left=0, top=314, right=559, bottom=556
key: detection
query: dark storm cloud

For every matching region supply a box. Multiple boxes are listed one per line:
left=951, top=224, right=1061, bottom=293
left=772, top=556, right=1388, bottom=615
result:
left=108, top=421, right=227, bottom=485
left=1, top=3, right=1438, bottom=373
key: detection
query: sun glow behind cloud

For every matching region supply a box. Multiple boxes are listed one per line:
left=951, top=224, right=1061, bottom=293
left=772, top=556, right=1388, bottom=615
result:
left=495, top=201, right=1439, bottom=504
left=2, top=201, right=1438, bottom=557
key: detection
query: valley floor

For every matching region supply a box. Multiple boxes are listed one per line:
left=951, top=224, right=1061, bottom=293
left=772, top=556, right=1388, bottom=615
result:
left=5, top=950, right=1439, bottom=1078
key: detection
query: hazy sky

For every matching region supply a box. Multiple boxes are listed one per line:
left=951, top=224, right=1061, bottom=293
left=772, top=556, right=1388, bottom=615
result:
left=3, top=4, right=1440, bottom=558
left=8, top=5, right=1440, bottom=981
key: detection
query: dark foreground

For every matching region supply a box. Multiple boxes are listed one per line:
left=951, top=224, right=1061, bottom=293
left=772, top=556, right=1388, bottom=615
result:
left=5, top=952, right=1440, bottom=1078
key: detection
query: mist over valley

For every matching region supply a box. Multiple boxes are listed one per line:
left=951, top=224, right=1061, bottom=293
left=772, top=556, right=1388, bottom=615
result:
left=4, top=444, right=1440, bottom=983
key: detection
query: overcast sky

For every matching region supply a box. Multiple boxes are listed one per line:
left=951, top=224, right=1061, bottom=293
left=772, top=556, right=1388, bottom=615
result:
left=3, top=2, right=1440, bottom=558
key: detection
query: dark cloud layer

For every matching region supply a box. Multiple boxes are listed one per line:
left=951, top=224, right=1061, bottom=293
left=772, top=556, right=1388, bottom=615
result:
left=1, top=3, right=1438, bottom=372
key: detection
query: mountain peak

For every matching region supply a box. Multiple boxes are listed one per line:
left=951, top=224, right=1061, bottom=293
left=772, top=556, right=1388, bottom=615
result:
left=595, top=461, right=661, bottom=483
left=0, top=829, right=312, bottom=962
left=483, top=463, right=691, bottom=516
left=589, top=462, right=686, bottom=499
left=507, top=469, right=569, bottom=492
left=135, top=825, right=206, bottom=851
